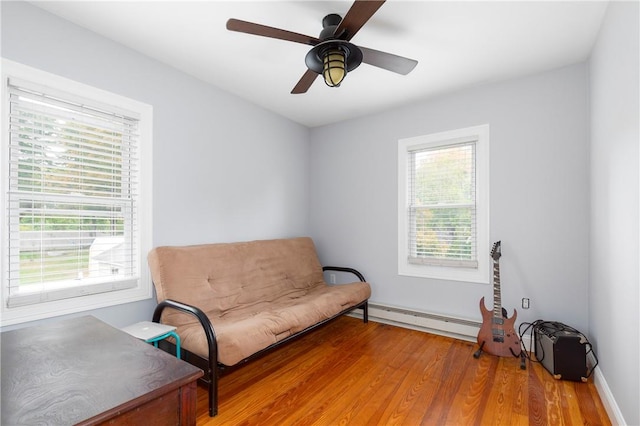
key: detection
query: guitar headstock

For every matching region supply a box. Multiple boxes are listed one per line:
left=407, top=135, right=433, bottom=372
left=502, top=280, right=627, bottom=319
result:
left=490, top=241, right=502, bottom=261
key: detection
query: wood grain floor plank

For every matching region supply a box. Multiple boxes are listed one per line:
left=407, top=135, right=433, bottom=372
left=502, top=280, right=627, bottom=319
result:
left=542, top=369, right=566, bottom=425
left=572, top=379, right=612, bottom=426
left=365, top=334, right=439, bottom=423
left=442, top=348, right=498, bottom=425
left=361, top=332, right=452, bottom=425
left=527, top=359, right=550, bottom=426
left=216, top=321, right=379, bottom=425
left=417, top=340, right=475, bottom=425
left=194, top=316, right=611, bottom=426
left=305, top=324, right=424, bottom=425
left=477, top=356, right=516, bottom=425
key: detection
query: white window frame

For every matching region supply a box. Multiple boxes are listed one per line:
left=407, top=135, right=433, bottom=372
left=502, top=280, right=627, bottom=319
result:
left=1, top=59, right=153, bottom=326
left=398, top=124, right=490, bottom=283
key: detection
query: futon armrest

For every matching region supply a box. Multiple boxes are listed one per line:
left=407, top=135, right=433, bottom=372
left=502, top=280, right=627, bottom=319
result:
left=153, top=299, right=220, bottom=417
left=322, top=266, right=366, bottom=282
left=152, top=299, right=218, bottom=361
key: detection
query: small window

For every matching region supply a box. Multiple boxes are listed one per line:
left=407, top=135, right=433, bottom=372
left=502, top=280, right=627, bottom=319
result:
left=398, top=125, right=490, bottom=283
left=1, top=60, right=153, bottom=326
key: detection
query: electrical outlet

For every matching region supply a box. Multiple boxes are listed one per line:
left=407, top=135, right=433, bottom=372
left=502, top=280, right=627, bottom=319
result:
left=522, top=298, right=530, bottom=309
left=329, top=273, right=336, bottom=284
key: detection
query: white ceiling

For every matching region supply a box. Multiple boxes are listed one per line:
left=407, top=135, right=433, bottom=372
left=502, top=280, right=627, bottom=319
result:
left=30, top=1, right=608, bottom=128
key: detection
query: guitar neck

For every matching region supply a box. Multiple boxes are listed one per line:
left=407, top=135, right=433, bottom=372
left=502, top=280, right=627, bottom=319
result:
left=492, top=260, right=502, bottom=317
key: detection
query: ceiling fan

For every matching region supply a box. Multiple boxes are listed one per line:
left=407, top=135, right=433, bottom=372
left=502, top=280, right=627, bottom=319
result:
left=226, top=0, right=418, bottom=94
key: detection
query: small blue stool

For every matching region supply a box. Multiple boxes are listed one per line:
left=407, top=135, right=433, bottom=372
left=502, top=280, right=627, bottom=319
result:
left=121, top=321, right=181, bottom=359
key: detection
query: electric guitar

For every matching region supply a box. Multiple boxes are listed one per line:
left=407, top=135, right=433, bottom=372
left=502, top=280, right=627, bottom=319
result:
left=476, top=241, right=521, bottom=358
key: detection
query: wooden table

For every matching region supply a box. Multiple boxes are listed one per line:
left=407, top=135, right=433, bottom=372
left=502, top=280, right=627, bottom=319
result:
left=1, top=315, right=203, bottom=425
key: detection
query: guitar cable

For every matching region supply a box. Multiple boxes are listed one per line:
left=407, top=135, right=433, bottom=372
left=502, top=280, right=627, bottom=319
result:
left=518, top=320, right=599, bottom=378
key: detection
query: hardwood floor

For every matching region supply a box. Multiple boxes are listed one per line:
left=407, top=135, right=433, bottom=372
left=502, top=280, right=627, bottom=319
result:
left=195, top=316, right=610, bottom=425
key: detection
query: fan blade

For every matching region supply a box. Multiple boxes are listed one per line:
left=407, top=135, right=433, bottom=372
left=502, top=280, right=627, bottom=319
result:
left=360, top=46, right=418, bottom=75
left=291, top=70, right=318, bottom=94
left=227, top=19, right=320, bottom=46
left=334, top=0, right=386, bottom=41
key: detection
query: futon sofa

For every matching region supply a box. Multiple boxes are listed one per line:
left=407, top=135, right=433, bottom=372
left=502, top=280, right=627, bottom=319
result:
left=148, top=237, right=371, bottom=416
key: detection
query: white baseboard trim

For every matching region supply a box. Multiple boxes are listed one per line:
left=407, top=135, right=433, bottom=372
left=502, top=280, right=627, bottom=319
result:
left=593, top=365, right=626, bottom=425
left=350, top=302, right=480, bottom=342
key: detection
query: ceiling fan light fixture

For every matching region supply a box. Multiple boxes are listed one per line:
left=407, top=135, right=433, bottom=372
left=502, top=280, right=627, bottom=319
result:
left=323, top=49, right=346, bottom=87
left=305, top=40, right=363, bottom=89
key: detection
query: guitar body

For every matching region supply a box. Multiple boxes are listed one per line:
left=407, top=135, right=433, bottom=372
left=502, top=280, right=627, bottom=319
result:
left=477, top=297, right=521, bottom=357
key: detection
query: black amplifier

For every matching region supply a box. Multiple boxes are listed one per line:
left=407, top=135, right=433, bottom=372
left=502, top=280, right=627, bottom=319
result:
left=534, top=322, right=589, bottom=382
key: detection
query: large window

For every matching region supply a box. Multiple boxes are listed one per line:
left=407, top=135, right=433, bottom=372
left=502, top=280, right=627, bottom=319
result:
left=1, top=60, right=153, bottom=326
left=398, top=125, right=489, bottom=283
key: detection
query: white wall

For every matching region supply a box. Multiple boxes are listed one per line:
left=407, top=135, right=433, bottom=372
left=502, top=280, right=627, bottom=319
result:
left=309, top=64, right=590, bottom=331
left=0, top=1, right=310, bottom=330
left=589, top=2, right=640, bottom=425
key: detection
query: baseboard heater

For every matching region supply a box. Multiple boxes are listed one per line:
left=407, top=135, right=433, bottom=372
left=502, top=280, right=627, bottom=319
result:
left=350, top=303, right=481, bottom=342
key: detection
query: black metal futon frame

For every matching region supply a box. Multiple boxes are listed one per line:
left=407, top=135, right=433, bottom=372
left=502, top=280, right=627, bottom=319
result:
left=152, top=266, right=369, bottom=417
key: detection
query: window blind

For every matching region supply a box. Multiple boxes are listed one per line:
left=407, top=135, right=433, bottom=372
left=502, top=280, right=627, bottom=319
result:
left=6, top=79, right=140, bottom=307
left=407, top=141, right=478, bottom=268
